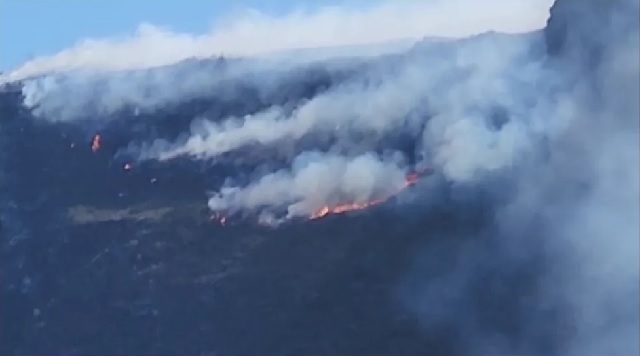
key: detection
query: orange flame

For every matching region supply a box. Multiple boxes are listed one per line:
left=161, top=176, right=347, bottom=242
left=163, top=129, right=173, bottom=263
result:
left=310, top=198, right=386, bottom=219
left=210, top=212, right=228, bottom=226
left=91, top=134, right=101, bottom=152
left=310, top=171, right=424, bottom=220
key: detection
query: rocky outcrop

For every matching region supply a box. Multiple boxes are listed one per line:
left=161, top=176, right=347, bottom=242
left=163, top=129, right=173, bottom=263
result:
left=545, top=0, right=639, bottom=62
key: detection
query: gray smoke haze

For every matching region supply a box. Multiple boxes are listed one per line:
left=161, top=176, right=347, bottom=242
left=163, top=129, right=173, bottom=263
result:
left=152, top=33, right=540, bottom=165
left=536, top=2, right=640, bottom=353
left=72, top=31, right=530, bottom=229
left=400, top=0, right=639, bottom=354
left=18, top=59, right=306, bottom=121
left=147, top=32, right=550, bottom=215
left=6, top=0, right=638, bottom=353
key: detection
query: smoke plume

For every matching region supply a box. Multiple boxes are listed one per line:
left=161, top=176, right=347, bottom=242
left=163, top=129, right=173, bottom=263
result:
left=208, top=151, right=409, bottom=219
left=6, top=0, right=553, bottom=122
left=3, top=0, right=551, bottom=82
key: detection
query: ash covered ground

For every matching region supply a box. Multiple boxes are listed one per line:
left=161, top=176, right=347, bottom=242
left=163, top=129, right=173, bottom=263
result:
left=1, top=0, right=638, bottom=355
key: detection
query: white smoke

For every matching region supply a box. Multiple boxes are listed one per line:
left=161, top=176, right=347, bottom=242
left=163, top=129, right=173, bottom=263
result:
left=400, top=0, right=640, bottom=354
left=428, top=113, right=533, bottom=182
left=208, top=151, right=409, bottom=218
left=6, top=0, right=554, bottom=122
left=150, top=32, right=542, bottom=169
left=182, top=31, right=552, bottom=223
left=538, top=16, right=640, bottom=354
left=3, top=0, right=552, bottom=82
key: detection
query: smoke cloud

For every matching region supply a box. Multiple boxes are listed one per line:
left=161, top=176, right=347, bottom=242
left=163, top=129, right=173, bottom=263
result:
left=145, top=31, right=544, bottom=174
left=400, top=0, right=639, bottom=354
left=5, top=0, right=638, bottom=353
left=208, top=151, right=409, bottom=220
left=7, top=0, right=553, bottom=122
left=3, top=0, right=552, bottom=82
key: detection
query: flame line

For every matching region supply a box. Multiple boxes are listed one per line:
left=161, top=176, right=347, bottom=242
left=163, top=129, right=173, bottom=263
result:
left=309, top=170, right=423, bottom=220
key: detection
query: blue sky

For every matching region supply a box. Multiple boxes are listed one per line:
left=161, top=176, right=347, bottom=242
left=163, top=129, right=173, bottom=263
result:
left=0, top=0, right=361, bottom=71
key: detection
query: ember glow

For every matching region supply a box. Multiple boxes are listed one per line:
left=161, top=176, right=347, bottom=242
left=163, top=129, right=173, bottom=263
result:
left=210, top=212, right=228, bottom=226
left=310, top=171, right=423, bottom=220
left=91, top=134, right=101, bottom=152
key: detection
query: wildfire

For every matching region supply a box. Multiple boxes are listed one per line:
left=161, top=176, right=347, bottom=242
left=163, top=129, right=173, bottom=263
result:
left=207, top=168, right=430, bottom=226
left=310, top=198, right=386, bottom=219
left=91, top=134, right=101, bottom=152
left=210, top=212, right=228, bottom=226
left=309, top=170, right=425, bottom=220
